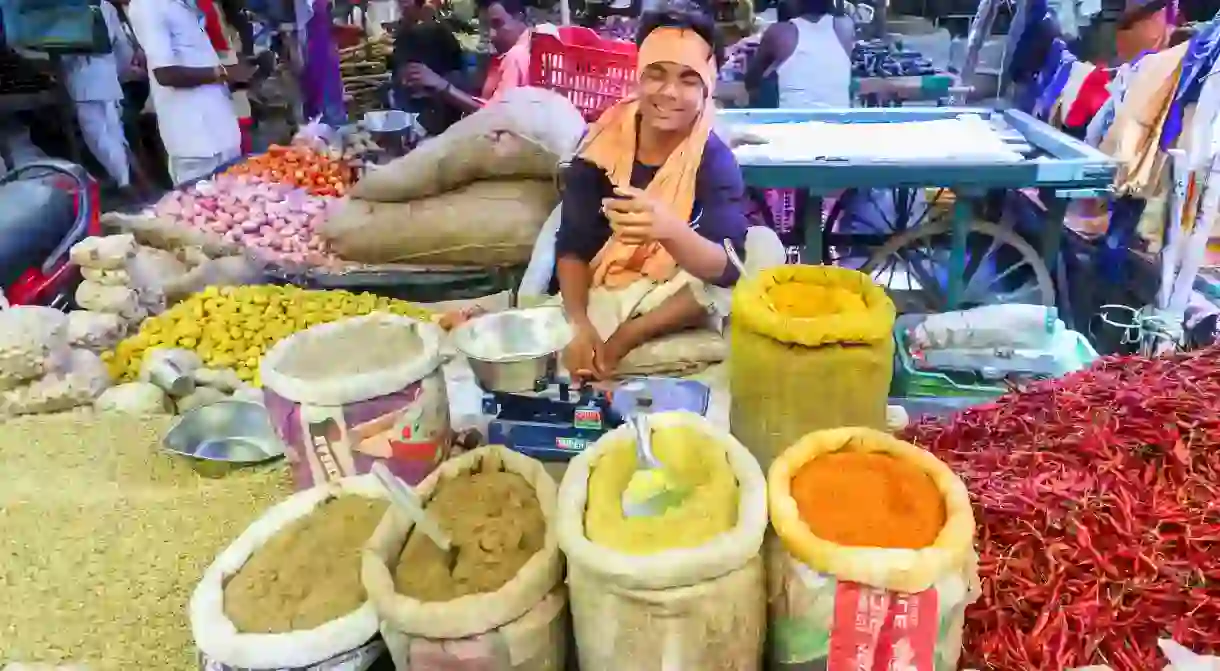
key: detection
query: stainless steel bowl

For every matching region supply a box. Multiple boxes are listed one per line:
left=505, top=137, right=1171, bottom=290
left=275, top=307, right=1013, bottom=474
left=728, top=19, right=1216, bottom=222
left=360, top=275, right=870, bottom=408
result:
left=163, top=400, right=285, bottom=478
left=450, top=306, right=574, bottom=393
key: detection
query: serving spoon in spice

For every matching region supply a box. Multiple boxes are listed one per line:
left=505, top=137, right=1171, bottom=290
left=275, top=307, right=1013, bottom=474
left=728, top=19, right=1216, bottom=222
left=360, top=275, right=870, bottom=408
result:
left=621, top=399, right=687, bottom=517
left=371, top=461, right=452, bottom=552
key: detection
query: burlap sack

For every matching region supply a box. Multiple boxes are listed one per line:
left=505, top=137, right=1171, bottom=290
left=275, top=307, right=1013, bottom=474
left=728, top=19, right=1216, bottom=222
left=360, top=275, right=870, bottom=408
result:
left=618, top=329, right=726, bottom=377
left=362, top=446, right=567, bottom=671
left=99, top=211, right=243, bottom=259
left=351, top=87, right=585, bottom=203
left=322, top=181, right=559, bottom=266
left=556, top=412, right=769, bottom=671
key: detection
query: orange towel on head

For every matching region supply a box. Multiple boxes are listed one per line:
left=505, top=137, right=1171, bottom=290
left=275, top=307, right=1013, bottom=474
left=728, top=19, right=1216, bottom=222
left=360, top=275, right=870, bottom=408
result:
left=578, top=27, right=717, bottom=289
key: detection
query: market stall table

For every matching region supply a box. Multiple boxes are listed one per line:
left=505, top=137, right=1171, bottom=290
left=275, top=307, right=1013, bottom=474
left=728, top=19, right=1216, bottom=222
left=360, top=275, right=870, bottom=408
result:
left=715, top=73, right=963, bottom=109
left=722, top=106, right=1117, bottom=310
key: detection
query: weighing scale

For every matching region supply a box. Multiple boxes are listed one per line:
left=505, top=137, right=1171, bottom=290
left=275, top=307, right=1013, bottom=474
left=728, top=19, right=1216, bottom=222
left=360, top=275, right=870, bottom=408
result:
left=483, top=376, right=712, bottom=462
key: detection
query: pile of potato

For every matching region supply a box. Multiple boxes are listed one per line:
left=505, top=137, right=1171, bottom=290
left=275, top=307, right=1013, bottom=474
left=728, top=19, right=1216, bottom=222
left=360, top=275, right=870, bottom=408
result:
left=102, top=285, right=432, bottom=387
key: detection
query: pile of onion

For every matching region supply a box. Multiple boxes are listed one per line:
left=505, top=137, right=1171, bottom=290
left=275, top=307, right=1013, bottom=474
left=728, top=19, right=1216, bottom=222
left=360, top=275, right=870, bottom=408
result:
left=152, top=176, right=338, bottom=266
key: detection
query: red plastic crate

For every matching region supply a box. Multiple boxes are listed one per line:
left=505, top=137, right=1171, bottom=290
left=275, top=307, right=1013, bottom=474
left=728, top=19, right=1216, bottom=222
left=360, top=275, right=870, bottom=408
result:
left=528, top=26, right=638, bottom=121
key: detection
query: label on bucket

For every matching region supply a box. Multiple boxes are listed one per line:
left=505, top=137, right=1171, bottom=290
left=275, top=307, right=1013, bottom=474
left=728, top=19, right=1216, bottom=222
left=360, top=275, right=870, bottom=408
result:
left=827, top=582, right=938, bottom=671
left=265, top=372, right=451, bottom=490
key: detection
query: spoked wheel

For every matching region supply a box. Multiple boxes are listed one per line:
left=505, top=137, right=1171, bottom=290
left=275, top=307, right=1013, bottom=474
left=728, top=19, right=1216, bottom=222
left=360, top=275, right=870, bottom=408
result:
left=859, top=218, right=1055, bottom=313
left=825, top=187, right=945, bottom=266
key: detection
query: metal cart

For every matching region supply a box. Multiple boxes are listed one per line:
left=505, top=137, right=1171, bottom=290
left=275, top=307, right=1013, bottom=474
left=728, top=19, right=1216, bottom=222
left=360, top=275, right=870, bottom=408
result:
left=724, top=106, right=1116, bottom=311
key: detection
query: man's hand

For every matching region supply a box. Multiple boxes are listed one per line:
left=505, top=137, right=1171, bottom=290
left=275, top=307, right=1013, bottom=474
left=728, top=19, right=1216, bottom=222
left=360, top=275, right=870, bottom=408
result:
left=224, top=62, right=257, bottom=84
left=402, top=62, right=448, bottom=93
left=562, top=320, right=605, bottom=383
left=602, top=186, right=687, bottom=244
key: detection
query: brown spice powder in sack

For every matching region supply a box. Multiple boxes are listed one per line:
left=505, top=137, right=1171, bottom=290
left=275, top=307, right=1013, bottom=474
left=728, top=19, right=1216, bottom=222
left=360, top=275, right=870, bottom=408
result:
left=223, top=495, right=389, bottom=633
left=394, top=471, right=545, bottom=601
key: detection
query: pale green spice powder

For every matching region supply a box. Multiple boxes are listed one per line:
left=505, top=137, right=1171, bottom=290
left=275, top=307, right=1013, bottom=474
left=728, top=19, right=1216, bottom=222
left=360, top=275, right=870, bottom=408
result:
left=0, top=411, right=293, bottom=670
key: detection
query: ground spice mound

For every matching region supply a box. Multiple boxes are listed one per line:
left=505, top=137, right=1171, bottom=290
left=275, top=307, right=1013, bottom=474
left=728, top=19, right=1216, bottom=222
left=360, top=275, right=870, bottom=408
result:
left=791, top=451, right=945, bottom=549
left=394, top=471, right=544, bottom=601
left=0, top=411, right=292, bottom=670
left=223, top=495, right=389, bottom=633
left=767, top=283, right=867, bottom=318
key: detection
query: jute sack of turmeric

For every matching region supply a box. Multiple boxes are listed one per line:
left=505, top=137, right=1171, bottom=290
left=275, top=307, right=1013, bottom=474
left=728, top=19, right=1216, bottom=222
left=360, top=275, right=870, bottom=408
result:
left=351, top=87, right=586, bottom=203
left=361, top=446, right=568, bottom=671
left=557, top=412, right=768, bottom=671
left=321, top=180, right=559, bottom=266
left=766, top=427, right=978, bottom=671
left=730, top=264, right=895, bottom=470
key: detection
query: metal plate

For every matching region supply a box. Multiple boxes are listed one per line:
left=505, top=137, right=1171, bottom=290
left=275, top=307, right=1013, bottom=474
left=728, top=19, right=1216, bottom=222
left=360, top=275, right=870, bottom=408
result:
left=450, top=306, right=574, bottom=363
left=163, top=400, right=284, bottom=465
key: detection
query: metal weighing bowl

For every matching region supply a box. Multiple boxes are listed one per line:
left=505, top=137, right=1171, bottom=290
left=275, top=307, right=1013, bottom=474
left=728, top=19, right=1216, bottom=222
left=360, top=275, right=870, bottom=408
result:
left=450, top=306, right=574, bottom=393
left=363, top=110, right=418, bottom=159
left=163, top=400, right=285, bottom=478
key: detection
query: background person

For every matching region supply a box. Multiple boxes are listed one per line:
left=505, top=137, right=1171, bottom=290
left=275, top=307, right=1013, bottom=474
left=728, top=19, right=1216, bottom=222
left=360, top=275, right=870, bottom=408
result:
left=295, top=0, right=346, bottom=123
left=399, top=0, right=531, bottom=115
left=745, top=0, right=851, bottom=108
left=62, top=0, right=143, bottom=196
left=390, top=0, right=466, bottom=134
left=107, top=0, right=159, bottom=191
left=555, top=8, right=750, bottom=381
left=127, top=0, right=254, bottom=185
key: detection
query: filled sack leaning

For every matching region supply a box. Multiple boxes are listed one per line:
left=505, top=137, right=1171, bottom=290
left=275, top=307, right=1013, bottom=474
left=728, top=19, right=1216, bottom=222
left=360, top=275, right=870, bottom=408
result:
left=767, top=427, right=979, bottom=670
left=321, top=180, right=558, bottom=266
left=730, top=265, right=896, bottom=469
left=557, top=412, right=768, bottom=671
left=189, top=475, right=388, bottom=670
left=350, top=87, right=585, bottom=203
left=362, top=446, right=568, bottom=670
left=0, top=306, right=71, bottom=391
left=261, top=313, right=450, bottom=490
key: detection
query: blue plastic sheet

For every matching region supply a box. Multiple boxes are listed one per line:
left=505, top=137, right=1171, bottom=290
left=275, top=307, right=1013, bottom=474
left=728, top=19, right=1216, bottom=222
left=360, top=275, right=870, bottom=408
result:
left=1162, top=20, right=1220, bottom=150
left=1099, top=197, right=1145, bottom=283
left=1034, top=47, right=1077, bottom=120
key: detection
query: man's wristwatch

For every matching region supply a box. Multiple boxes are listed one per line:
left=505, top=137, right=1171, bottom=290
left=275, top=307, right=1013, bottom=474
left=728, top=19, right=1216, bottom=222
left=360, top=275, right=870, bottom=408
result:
left=215, top=64, right=229, bottom=83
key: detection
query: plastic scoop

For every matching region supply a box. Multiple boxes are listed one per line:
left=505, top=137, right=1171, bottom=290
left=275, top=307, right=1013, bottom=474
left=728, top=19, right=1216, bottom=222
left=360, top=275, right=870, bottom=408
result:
left=620, top=404, right=686, bottom=517
left=371, top=461, right=452, bottom=551
left=723, top=238, right=780, bottom=313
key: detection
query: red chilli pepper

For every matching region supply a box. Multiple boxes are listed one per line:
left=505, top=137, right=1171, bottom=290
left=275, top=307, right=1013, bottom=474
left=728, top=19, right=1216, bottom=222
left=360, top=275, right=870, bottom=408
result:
left=902, top=346, right=1220, bottom=671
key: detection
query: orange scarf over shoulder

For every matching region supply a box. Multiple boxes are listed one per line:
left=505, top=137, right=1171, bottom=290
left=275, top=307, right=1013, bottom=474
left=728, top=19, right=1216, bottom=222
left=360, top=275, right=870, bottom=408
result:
left=577, top=27, right=717, bottom=289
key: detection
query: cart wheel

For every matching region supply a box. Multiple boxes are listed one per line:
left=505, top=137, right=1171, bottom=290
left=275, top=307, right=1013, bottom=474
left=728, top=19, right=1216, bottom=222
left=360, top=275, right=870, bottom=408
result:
left=859, top=218, right=1056, bottom=313
left=825, top=187, right=944, bottom=266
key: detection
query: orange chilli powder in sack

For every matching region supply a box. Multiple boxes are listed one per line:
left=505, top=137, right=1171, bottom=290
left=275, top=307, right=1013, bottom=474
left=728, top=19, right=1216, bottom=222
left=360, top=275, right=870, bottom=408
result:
left=791, top=450, right=946, bottom=549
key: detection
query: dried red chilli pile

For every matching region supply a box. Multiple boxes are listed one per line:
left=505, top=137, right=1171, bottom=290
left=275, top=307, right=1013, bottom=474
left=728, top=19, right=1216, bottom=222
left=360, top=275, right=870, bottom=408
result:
left=903, top=346, right=1220, bottom=671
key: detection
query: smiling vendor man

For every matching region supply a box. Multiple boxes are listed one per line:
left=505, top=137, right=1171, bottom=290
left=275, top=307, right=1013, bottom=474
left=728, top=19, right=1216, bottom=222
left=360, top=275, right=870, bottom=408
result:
left=556, top=7, right=751, bottom=382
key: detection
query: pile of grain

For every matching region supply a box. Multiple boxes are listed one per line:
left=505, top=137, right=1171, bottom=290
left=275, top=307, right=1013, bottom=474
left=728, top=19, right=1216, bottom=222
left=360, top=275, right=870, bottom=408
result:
left=0, top=411, right=292, bottom=670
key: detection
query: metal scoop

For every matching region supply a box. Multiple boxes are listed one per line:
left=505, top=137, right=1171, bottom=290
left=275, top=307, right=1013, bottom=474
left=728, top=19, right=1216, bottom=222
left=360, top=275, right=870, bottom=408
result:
left=621, top=400, right=686, bottom=517
left=371, top=461, right=452, bottom=551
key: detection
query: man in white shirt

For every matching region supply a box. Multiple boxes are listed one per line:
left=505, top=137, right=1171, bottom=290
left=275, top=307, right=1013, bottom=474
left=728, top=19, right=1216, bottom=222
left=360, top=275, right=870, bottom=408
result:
left=61, top=1, right=136, bottom=194
left=126, top=0, right=253, bottom=185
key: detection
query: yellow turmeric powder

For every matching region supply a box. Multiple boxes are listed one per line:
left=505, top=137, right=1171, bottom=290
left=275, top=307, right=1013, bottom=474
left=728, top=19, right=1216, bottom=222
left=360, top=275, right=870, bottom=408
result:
left=585, top=424, right=738, bottom=554
left=791, top=450, right=945, bottom=549
left=767, top=283, right=868, bottom=318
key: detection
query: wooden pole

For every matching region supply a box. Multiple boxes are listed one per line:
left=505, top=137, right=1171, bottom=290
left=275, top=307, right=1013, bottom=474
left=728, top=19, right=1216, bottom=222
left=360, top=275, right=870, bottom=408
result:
left=559, top=0, right=571, bottom=25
